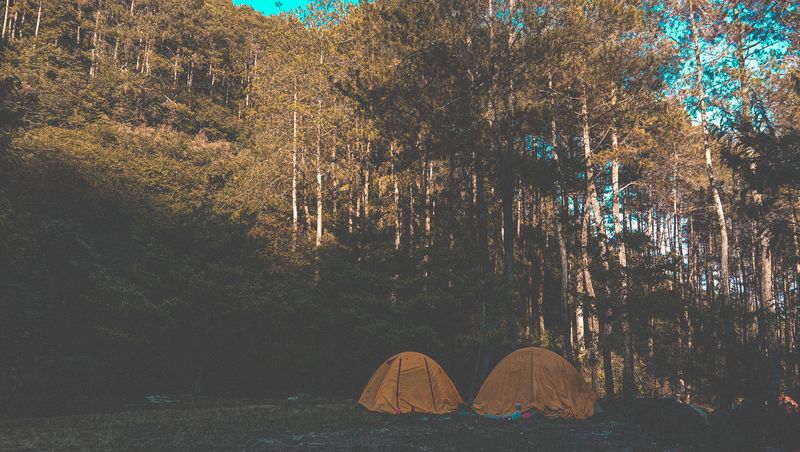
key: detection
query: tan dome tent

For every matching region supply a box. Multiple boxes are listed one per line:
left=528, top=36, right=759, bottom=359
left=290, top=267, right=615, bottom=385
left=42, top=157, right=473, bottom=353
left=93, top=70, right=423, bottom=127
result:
left=472, top=347, right=596, bottom=419
left=358, top=352, right=463, bottom=414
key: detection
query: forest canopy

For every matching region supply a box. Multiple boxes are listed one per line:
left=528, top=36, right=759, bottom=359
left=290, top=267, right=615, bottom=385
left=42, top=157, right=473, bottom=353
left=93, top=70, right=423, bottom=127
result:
left=0, top=0, right=798, bottom=417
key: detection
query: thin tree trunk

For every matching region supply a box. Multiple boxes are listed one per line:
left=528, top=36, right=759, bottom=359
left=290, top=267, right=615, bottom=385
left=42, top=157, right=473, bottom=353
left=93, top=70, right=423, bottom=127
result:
left=303, top=152, right=312, bottom=232
left=174, top=49, right=180, bottom=85
left=605, top=90, right=624, bottom=399
left=364, top=142, right=371, bottom=219
left=348, top=144, right=354, bottom=233
left=758, top=220, right=780, bottom=401
left=468, top=148, right=492, bottom=400
left=316, top=97, right=323, bottom=248
left=424, top=154, right=433, bottom=247
left=17, top=10, right=24, bottom=39
left=579, top=90, right=601, bottom=390
left=292, top=81, right=299, bottom=251
left=90, top=0, right=102, bottom=78
left=474, top=151, right=490, bottom=265
left=2, top=0, right=8, bottom=40
left=531, top=188, right=546, bottom=341
left=76, top=6, right=82, bottom=45
left=9, top=10, right=15, bottom=41
left=612, top=93, right=635, bottom=398
left=791, top=198, right=800, bottom=379
left=616, top=173, right=636, bottom=400
left=35, top=2, right=41, bottom=39
left=550, top=74, right=574, bottom=363
left=499, top=151, right=516, bottom=307
left=393, top=143, right=401, bottom=250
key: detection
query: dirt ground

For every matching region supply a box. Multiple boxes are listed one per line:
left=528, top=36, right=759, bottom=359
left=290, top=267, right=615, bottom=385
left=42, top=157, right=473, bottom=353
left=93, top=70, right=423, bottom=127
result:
left=0, top=398, right=713, bottom=451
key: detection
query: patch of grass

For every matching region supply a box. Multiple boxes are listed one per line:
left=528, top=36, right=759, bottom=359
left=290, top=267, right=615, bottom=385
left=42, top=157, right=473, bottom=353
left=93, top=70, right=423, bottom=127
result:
left=0, top=399, right=367, bottom=451
left=0, top=399, right=701, bottom=451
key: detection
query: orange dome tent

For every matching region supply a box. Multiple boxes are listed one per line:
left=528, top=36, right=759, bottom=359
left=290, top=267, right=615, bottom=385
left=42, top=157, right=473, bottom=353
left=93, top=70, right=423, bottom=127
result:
left=472, top=347, right=596, bottom=419
left=358, top=352, right=463, bottom=414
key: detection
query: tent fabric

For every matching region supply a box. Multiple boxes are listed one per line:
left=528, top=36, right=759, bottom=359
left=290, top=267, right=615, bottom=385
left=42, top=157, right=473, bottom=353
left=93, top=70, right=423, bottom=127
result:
left=472, top=347, right=596, bottom=419
left=358, top=351, right=463, bottom=414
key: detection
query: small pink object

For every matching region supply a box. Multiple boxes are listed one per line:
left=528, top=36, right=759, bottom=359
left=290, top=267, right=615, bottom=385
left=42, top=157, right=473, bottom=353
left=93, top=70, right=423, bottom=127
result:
left=395, top=408, right=401, bottom=415
left=522, top=411, right=533, bottom=419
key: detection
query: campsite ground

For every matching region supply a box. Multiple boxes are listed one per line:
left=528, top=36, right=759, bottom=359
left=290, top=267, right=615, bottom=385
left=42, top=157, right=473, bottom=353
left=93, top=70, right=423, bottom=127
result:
left=0, top=398, right=711, bottom=451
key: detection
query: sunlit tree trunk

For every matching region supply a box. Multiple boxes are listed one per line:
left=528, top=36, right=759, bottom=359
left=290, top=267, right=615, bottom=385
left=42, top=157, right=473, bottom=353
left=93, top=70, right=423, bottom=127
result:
left=303, top=151, right=312, bottom=232
left=76, top=5, right=82, bottom=45
left=90, top=0, right=102, bottom=78
left=424, top=154, right=433, bottom=247
left=292, top=81, right=299, bottom=251
left=35, top=2, right=42, bottom=39
left=2, top=0, right=9, bottom=40
left=17, top=9, right=24, bottom=40
left=364, top=142, right=371, bottom=219
left=347, top=144, right=354, bottom=233
left=316, top=97, right=323, bottom=248
left=393, top=143, right=401, bottom=250
left=9, top=9, right=15, bottom=41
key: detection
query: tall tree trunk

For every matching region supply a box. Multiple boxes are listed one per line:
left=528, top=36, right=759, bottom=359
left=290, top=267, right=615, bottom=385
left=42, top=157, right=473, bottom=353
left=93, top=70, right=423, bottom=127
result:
left=315, top=98, right=323, bottom=248
left=611, top=93, right=635, bottom=398
left=689, top=0, right=734, bottom=406
left=292, top=81, right=299, bottom=251
left=473, top=151, right=490, bottom=266
left=549, top=74, right=574, bottom=363
left=499, top=150, right=516, bottom=307
left=734, top=4, right=781, bottom=403
left=605, top=91, right=623, bottom=399
left=791, top=198, right=800, bottom=380
left=578, top=91, right=599, bottom=389
left=758, top=221, right=781, bottom=403
left=616, top=165, right=636, bottom=399
left=531, top=188, right=546, bottom=341
left=468, top=149, right=491, bottom=401
left=303, top=151, right=312, bottom=232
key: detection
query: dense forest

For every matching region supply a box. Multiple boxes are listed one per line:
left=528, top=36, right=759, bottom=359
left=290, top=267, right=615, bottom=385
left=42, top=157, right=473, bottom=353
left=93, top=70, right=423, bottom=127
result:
left=0, top=0, right=798, bottom=418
